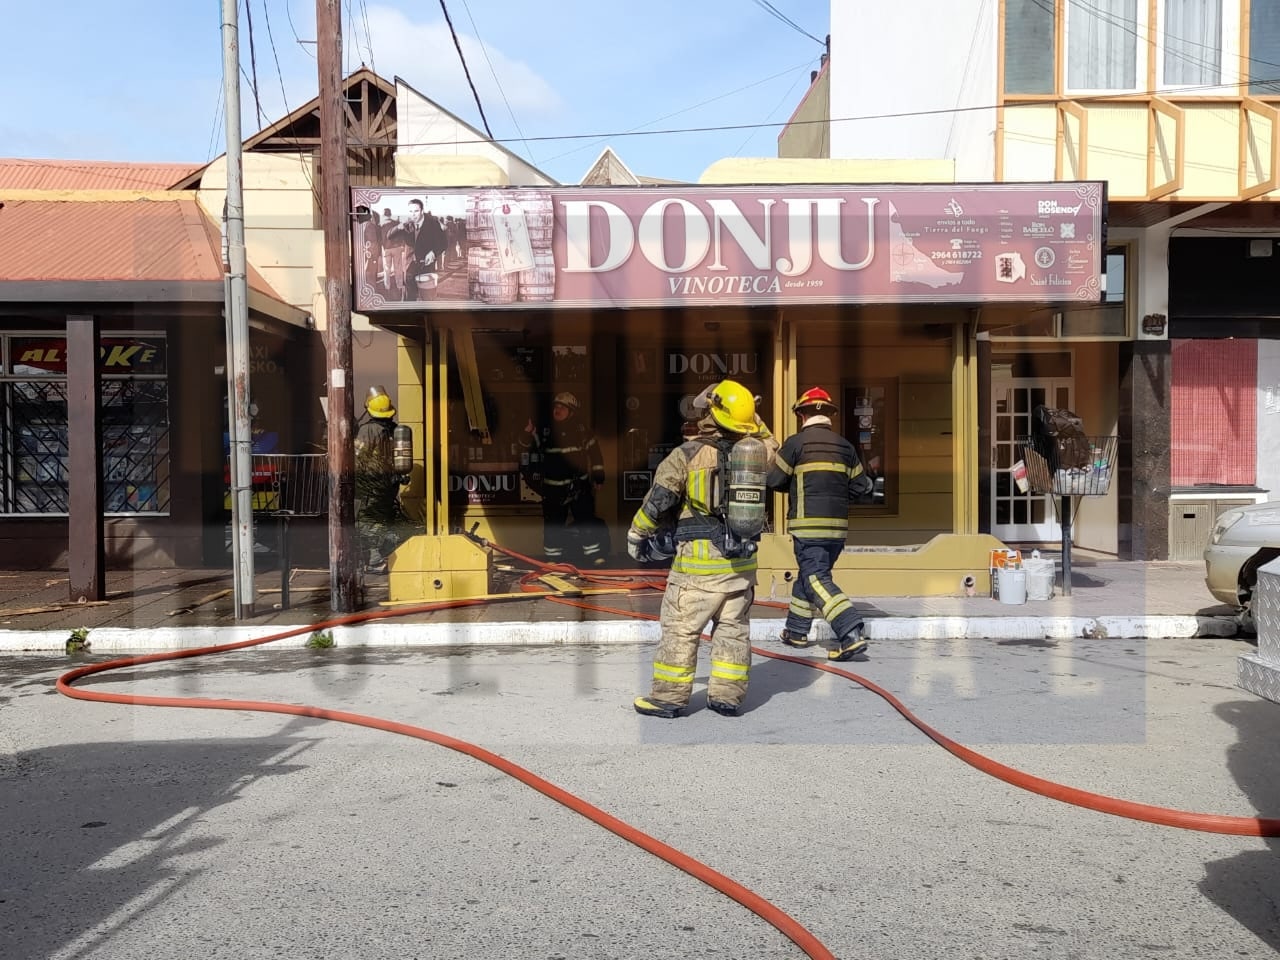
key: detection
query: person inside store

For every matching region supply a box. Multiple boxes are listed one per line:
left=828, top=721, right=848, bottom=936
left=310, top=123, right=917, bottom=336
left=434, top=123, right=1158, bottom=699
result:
left=767, top=386, right=872, bottom=662
left=355, top=385, right=410, bottom=575
left=519, top=391, right=608, bottom=566
left=627, top=380, right=778, bottom=719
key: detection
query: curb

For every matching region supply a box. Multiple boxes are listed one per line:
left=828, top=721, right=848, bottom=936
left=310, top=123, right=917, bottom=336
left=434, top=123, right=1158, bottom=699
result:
left=0, top=614, right=1237, bottom=653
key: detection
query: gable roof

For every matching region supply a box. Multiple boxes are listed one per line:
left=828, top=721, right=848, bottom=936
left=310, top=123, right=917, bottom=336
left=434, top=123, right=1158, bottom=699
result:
left=173, top=66, right=399, bottom=190
left=0, top=158, right=201, bottom=191
left=0, top=192, right=306, bottom=325
left=578, top=146, right=681, bottom=186
left=394, top=75, right=560, bottom=185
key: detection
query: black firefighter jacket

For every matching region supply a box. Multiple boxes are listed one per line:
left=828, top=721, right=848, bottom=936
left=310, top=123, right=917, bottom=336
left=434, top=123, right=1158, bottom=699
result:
left=766, top=421, right=870, bottom=541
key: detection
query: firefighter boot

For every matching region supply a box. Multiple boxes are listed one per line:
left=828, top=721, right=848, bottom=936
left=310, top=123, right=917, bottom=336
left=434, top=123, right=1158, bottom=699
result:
left=634, top=696, right=684, bottom=719
left=706, top=698, right=742, bottom=717
left=778, top=629, right=815, bottom=649
left=829, top=625, right=870, bottom=662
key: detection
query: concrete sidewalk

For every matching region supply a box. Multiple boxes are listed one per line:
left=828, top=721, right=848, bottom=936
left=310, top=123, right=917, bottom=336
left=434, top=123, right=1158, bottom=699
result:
left=0, top=552, right=1241, bottom=652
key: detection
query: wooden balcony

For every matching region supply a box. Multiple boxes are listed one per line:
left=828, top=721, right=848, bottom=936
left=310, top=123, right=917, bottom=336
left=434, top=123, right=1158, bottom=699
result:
left=999, top=95, right=1279, bottom=202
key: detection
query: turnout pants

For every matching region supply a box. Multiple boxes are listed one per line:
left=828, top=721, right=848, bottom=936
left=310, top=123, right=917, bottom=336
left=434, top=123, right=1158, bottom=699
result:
left=649, top=580, right=754, bottom=708
left=784, top=538, right=863, bottom=641
left=542, top=484, right=606, bottom=563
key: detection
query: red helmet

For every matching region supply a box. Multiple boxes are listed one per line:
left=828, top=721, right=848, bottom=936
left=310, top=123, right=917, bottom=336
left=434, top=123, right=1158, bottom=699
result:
left=793, top=387, right=836, bottom=415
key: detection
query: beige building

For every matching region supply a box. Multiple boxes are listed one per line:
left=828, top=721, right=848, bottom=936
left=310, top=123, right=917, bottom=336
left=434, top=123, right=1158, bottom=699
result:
left=774, top=0, right=1280, bottom=571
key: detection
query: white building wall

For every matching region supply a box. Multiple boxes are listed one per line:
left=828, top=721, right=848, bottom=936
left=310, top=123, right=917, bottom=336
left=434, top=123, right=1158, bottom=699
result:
left=395, top=81, right=556, bottom=186
left=1259, top=339, right=1280, bottom=499
left=829, top=0, right=996, bottom=180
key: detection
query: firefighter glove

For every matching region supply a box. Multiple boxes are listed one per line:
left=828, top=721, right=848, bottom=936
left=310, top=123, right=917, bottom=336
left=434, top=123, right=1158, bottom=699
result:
left=626, top=529, right=652, bottom=562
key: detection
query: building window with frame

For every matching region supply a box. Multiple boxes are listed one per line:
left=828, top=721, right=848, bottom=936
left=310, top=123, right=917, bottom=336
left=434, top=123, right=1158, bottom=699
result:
left=1004, top=0, right=1057, bottom=94
left=0, top=332, right=171, bottom=516
left=1067, top=0, right=1141, bottom=92
left=1163, top=0, right=1224, bottom=87
left=1249, top=1, right=1280, bottom=95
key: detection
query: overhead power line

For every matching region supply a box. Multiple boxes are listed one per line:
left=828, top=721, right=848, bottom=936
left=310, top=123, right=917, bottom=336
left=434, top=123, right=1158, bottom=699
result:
left=243, top=0, right=264, bottom=130
left=437, top=0, right=493, bottom=139
left=541, top=57, right=820, bottom=165
left=748, top=0, right=826, bottom=46
left=460, top=0, right=537, bottom=163
left=382, top=74, right=1280, bottom=151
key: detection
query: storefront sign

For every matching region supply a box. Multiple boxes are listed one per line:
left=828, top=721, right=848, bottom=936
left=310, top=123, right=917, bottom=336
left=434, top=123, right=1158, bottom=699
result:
left=667, top=351, right=760, bottom=383
left=11, top=336, right=167, bottom=375
left=448, top=470, right=522, bottom=505
left=351, top=183, right=1106, bottom=312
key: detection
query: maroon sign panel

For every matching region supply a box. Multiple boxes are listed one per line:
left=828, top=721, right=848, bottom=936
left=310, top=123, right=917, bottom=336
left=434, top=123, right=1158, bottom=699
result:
left=351, top=183, right=1106, bottom=312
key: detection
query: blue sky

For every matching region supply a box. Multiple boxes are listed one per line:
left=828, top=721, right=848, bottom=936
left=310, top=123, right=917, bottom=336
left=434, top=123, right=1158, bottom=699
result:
left=2, top=0, right=830, bottom=184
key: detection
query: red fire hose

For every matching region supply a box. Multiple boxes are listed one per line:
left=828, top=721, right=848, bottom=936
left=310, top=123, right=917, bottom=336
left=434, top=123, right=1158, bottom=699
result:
left=55, top=546, right=1280, bottom=960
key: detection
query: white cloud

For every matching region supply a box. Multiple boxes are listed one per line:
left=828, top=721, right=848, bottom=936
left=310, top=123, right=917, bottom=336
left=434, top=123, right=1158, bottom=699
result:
left=351, top=5, right=562, bottom=117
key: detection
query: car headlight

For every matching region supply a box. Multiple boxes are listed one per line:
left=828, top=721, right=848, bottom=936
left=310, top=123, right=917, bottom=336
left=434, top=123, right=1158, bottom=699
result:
left=1211, top=510, right=1244, bottom=545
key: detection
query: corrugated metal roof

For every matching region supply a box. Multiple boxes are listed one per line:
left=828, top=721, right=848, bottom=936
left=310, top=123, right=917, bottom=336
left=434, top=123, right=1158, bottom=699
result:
left=0, top=158, right=201, bottom=190
left=0, top=197, right=286, bottom=304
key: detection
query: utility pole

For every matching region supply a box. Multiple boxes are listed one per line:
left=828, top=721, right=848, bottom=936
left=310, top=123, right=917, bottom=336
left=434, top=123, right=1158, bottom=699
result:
left=317, top=0, right=358, bottom=611
left=221, top=0, right=256, bottom=619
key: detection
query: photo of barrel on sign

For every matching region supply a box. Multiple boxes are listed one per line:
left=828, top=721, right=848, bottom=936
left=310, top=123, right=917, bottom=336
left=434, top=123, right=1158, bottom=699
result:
left=466, top=190, right=556, bottom=304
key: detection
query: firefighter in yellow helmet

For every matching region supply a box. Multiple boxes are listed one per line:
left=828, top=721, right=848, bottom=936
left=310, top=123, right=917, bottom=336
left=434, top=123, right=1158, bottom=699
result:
left=355, top=385, right=409, bottom=574
left=629, top=380, right=779, bottom=718
left=765, top=387, right=871, bottom=662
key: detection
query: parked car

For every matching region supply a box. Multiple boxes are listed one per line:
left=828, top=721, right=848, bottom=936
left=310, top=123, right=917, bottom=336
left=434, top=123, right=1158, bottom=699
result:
left=1204, top=501, right=1280, bottom=631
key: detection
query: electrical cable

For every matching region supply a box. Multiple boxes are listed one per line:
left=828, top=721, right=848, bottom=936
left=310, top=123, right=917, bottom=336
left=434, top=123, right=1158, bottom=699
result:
left=384, top=72, right=1280, bottom=150
left=205, top=83, right=226, bottom=163
left=259, top=0, right=324, bottom=213
left=732, top=61, right=818, bottom=157
left=244, top=0, right=265, bottom=130
left=459, top=0, right=538, bottom=166
left=285, top=0, right=317, bottom=58
left=748, top=0, right=827, bottom=46
left=437, top=0, right=494, bottom=139
left=540, top=57, right=820, bottom=167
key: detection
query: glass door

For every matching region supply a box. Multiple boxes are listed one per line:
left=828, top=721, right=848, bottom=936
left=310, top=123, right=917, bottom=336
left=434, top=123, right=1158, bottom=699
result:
left=991, top=376, right=1074, bottom=542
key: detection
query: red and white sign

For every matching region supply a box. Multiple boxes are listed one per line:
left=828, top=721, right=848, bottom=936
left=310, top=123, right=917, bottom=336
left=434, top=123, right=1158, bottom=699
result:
left=351, top=183, right=1106, bottom=312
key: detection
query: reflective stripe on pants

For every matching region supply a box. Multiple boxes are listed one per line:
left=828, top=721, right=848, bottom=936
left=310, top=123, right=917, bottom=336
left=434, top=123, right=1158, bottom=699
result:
left=650, top=581, right=753, bottom=708
left=783, top=538, right=863, bottom=642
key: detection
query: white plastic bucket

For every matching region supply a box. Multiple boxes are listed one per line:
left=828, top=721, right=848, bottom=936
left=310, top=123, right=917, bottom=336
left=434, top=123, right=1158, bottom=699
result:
left=997, top=566, right=1027, bottom=605
left=1024, top=558, right=1055, bottom=601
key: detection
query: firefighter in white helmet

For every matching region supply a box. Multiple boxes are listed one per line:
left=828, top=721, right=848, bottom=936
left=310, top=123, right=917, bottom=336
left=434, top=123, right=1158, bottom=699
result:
left=520, top=391, right=608, bottom=565
left=629, top=380, right=778, bottom=718
left=766, top=386, right=871, bottom=662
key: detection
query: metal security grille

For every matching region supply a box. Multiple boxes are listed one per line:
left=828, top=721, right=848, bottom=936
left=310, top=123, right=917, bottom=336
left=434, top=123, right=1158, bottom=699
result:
left=2, top=380, right=69, bottom=513
left=102, top=379, right=171, bottom=514
left=0, top=337, right=171, bottom=516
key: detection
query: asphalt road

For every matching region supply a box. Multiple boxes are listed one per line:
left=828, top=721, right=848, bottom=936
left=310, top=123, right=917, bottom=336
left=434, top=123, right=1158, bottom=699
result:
left=2, top=634, right=1277, bottom=959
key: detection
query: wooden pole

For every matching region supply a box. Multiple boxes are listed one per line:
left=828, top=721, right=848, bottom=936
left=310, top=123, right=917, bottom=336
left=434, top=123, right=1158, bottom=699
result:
left=66, top=314, right=104, bottom=602
left=317, top=0, right=358, bottom=611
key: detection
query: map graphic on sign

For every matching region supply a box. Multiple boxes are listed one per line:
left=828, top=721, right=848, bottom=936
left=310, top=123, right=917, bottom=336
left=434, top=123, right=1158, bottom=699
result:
left=888, top=201, right=964, bottom=289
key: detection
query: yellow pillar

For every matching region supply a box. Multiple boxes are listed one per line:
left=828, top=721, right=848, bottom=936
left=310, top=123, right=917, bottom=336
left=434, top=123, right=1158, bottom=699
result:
left=396, top=334, right=426, bottom=529
left=951, top=316, right=980, bottom=535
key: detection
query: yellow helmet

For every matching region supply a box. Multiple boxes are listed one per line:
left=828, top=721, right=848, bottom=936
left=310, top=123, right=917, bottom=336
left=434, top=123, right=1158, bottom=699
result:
left=707, top=380, right=757, bottom=434
left=365, top=385, right=396, bottom=419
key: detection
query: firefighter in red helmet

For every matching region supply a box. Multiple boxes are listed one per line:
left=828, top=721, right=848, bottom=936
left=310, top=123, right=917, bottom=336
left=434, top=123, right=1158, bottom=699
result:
left=766, top=387, right=872, bottom=662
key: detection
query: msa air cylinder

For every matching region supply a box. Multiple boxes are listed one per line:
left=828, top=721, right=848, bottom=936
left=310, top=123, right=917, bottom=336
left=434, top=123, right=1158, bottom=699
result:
left=724, top=435, right=768, bottom=542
